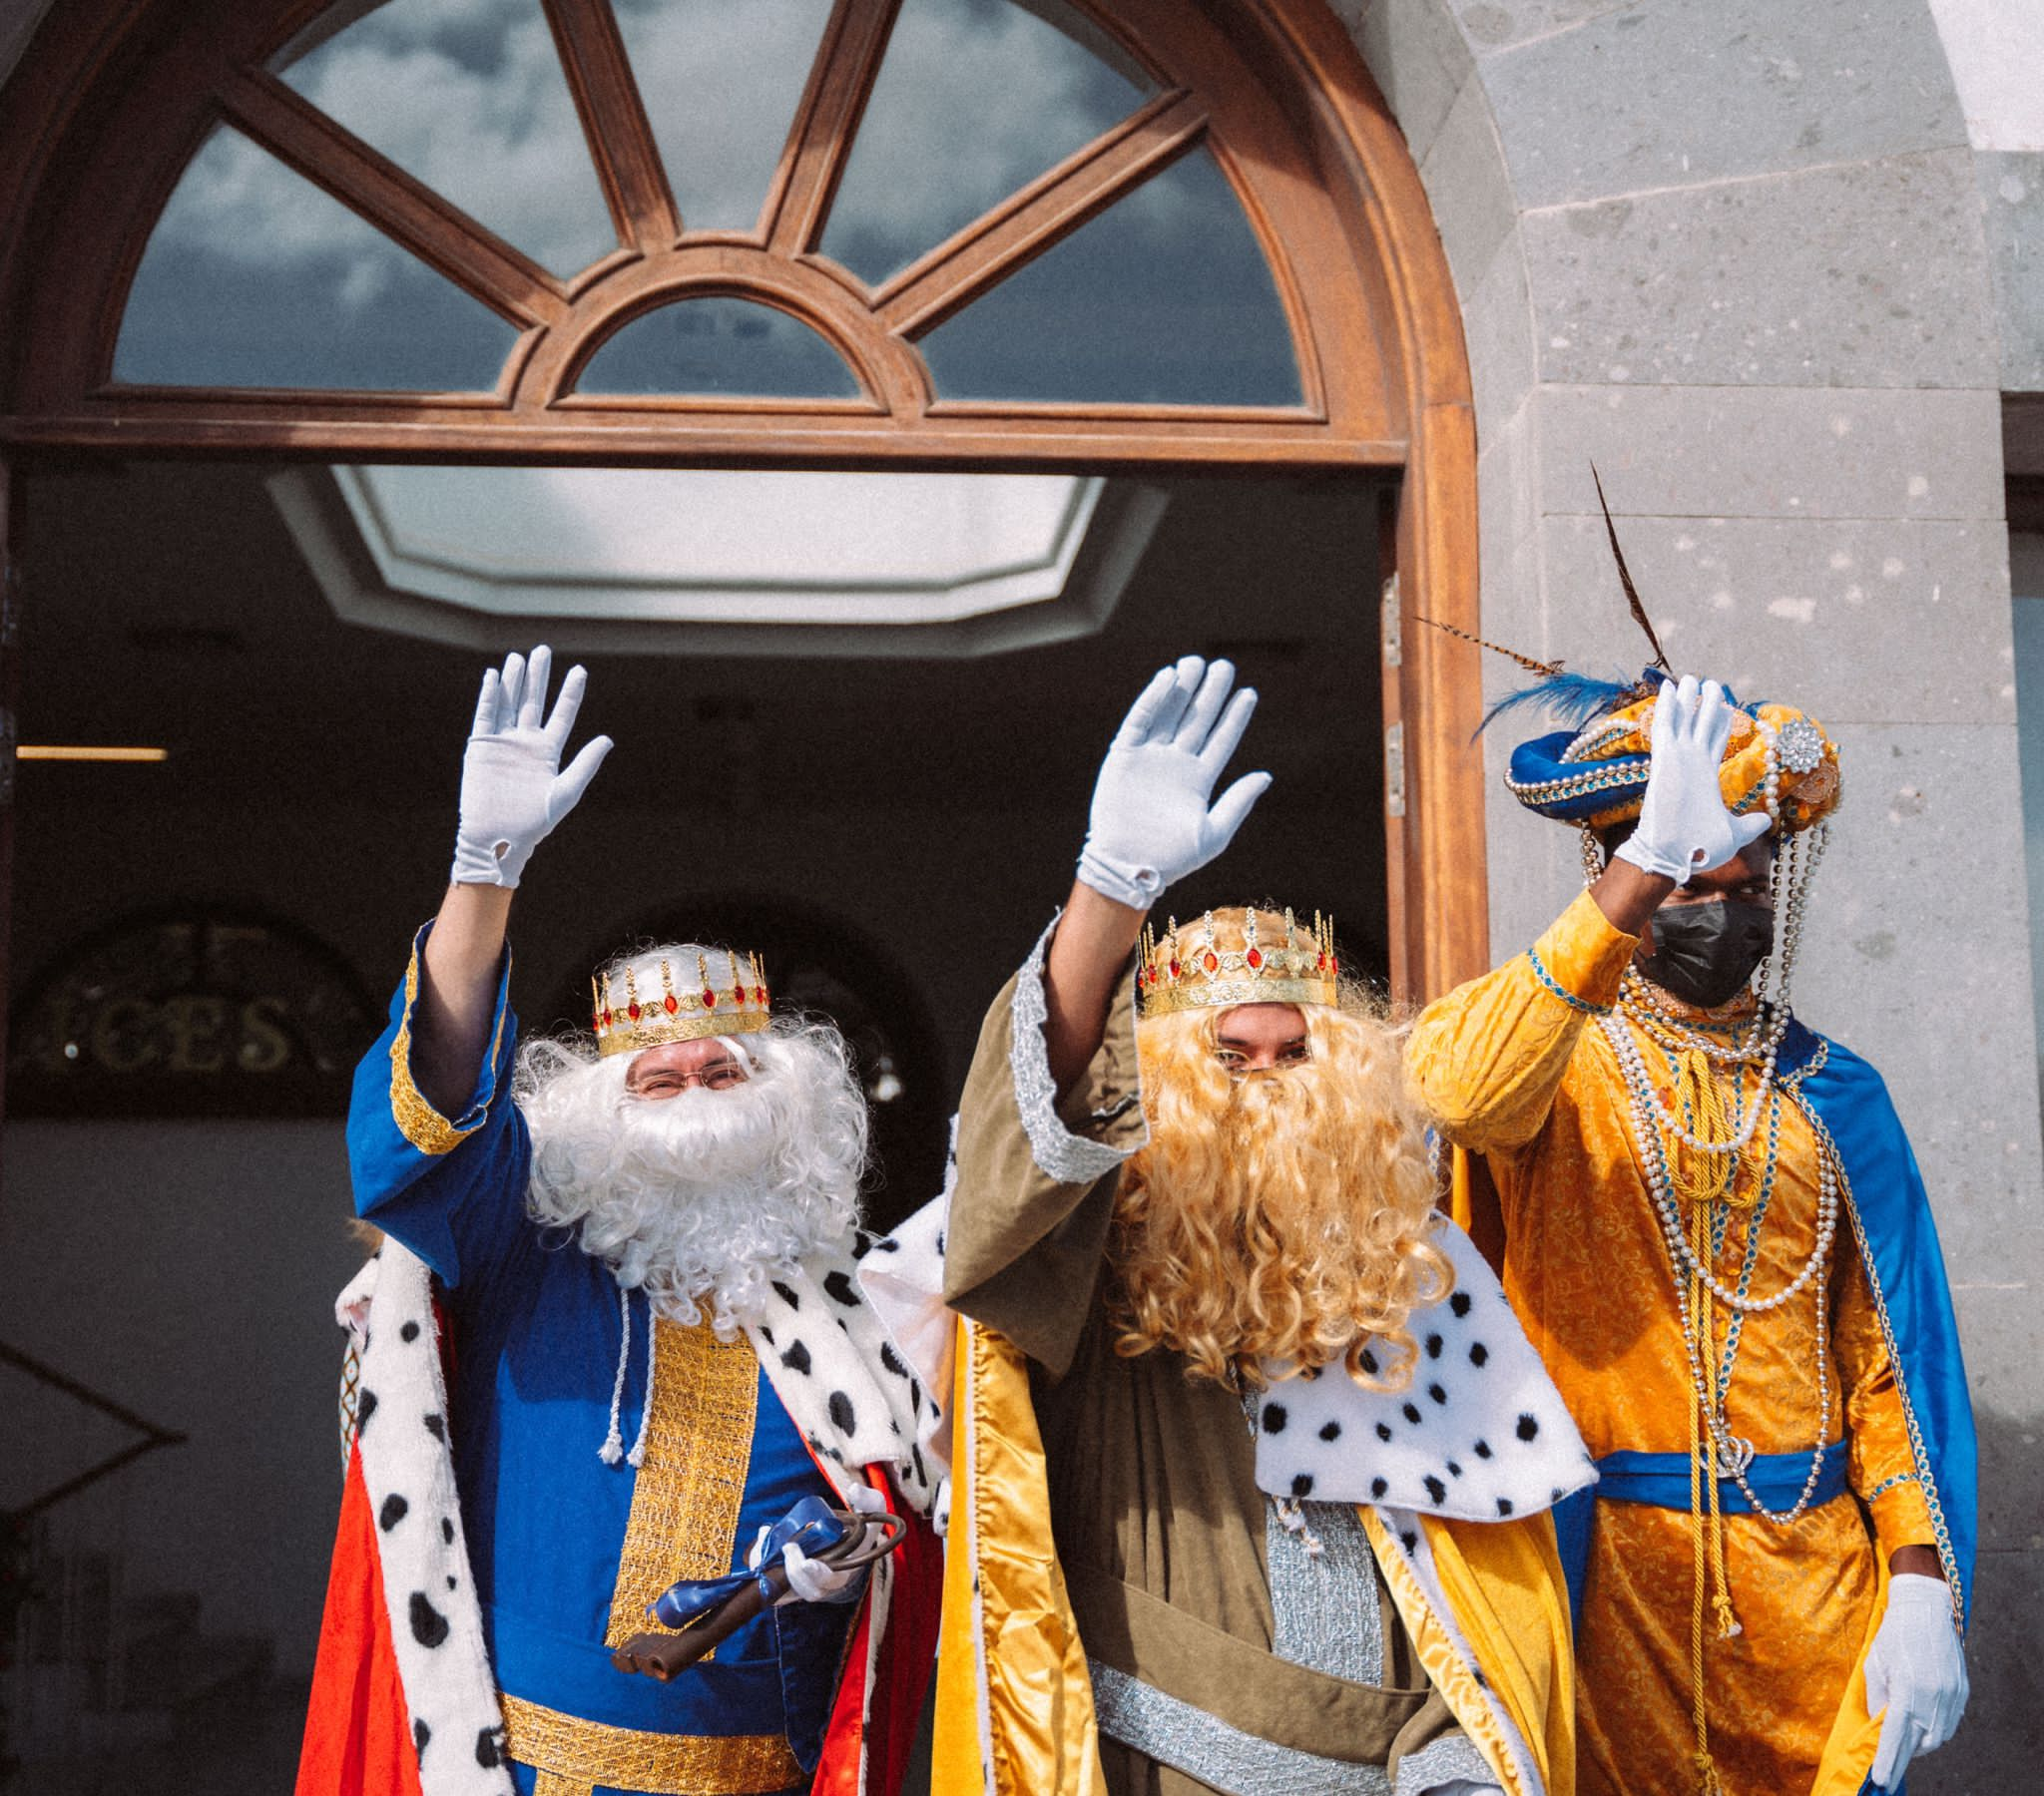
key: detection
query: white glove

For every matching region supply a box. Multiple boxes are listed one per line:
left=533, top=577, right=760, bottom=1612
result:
left=748, top=1524, right=865, bottom=1606
left=1076, top=656, right=1272, bottom=910
left=843, top=1481, right=891, bottom=1518
left=450, top=646, right=612, bottom=888
left=1864, top=1572, right=1967, bottom=1791
left=1614, top=674, right=1771, bottom=885
left=333, top=1257, right=380, bottom=1345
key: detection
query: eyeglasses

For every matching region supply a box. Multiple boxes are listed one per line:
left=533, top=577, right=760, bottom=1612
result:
left=627, top=1061, right=750, bottom=1099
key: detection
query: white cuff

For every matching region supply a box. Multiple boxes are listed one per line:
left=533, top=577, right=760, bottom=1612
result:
left=1010, top=913, right=1144, bottom=1185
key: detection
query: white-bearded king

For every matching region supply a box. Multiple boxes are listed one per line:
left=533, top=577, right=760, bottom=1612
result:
left=296, top=648, right=943, bottom=1796
left=880, top=658, right=1595, bottom=1796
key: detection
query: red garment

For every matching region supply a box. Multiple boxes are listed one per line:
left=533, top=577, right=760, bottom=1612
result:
left=297, top=1413, right=941, bottom=1795
left=295, top=1444, right=423, bottom=1796
left=812, top=1471, right=943, bottom=1796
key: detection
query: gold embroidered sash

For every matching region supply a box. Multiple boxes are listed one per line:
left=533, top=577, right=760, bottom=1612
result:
left=603, top=1317, right=760, bottom=1650
left=503, top=1693, right=801, bottom=1796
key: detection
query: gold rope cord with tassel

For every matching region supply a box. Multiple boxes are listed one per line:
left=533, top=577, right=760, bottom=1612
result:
left=1676, top=1059, right=1751, bottom=1796
left=1686, top=1195, right=1725, bottom=1796
left=1668, top=1047, right=1742, bottom=1206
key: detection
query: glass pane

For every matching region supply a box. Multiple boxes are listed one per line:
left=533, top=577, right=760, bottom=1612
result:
left=821, top=0, right=1155, bottom=286
left=271, top=0, right=618, bottom=277
left=575, top=296, right=860, bottom=397
left=612, top=0, right=836, bottom=233
left=114, top=126, right=519, bottom=390
left=918, top=146, right=1301, bottom=406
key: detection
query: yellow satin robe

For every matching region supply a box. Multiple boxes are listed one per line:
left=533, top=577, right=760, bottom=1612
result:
left=930, top=1315, right=1579, bottom=1796
left=1409, top=892, right=1934, bottom=1796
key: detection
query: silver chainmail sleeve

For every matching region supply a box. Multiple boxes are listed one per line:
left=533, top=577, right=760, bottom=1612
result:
left=1391, top=1729, right=1496, bottom=1796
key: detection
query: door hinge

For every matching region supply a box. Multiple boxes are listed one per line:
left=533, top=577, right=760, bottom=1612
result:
left=1384, top=719, right=1405, bottom=818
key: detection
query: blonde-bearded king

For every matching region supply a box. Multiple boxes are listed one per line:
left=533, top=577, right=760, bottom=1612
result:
left=867, top=658, right=1591, bottom=1796
left=1110, top=966, right=1449, bottom=1396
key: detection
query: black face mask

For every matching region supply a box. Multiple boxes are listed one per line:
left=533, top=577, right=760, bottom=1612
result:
left=1638, top=899, right=1776, bottom=1010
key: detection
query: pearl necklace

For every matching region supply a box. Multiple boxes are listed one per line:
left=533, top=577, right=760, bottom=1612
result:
left=1606, top=995, right=1786, bottom=1159
left=1607, top=1017, right=1840, bottom=1312
left=1607, top=1022, right=1840, bottom=1523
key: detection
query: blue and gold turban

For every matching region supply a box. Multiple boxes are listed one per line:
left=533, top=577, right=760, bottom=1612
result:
left=1498, top=669, right=1841, bottom=835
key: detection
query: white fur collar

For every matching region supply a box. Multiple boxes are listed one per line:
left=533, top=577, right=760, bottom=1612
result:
left=744, top=1234, right=944, bottom=1515
left=1251, top=1221, right=1594, bottom=1522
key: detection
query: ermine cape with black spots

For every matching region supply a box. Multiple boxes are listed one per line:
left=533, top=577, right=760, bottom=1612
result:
left=296, top=936, right=943, bottom=1796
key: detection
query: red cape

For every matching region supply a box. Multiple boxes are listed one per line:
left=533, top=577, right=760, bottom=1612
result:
left=297, top=1383, right=940, bottom=1795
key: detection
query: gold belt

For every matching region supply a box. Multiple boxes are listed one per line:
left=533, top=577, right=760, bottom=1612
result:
left=500, top=1692, right=802, bottom=1796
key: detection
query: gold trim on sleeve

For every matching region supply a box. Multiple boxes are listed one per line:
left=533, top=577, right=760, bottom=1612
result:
left=603, top=1318, right=761, bottom=1650
left=501, top=1693, right=801, bottom=1796
left=388, top=937, right=490, bottom=1156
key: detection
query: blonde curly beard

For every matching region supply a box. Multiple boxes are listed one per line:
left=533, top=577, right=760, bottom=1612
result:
left=1108, top=999, right=1451, bottom=1393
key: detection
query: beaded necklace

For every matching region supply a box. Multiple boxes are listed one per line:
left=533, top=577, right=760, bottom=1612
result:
left=1592, top=820, right=1841, bottom=1531
left=1574, top=724, right=1834, bottom=1795
left=1605, top=1024, right=1838, bottom=1506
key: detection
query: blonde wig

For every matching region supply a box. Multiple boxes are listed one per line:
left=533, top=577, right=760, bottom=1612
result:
left=1110, top=984, right=1451, bottom=1394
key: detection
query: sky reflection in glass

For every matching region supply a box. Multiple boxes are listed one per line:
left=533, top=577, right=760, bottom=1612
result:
left=272, top=0, right=619, bottom=276
left=112, top=0, right=1298, bottom=407
left=821, top=0, right=1154, bottom=286
left=612, top=0, right=835, bottom=233
left=114, top=127, right=518, bottom=390
left=576, top=297, right=861, bottom=398
left=919, top=147, right=1301, bottom=406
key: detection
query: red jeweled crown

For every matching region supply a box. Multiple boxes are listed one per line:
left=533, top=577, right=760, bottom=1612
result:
left=592, top=948, right=771, bottom=1057
left=1135, top=907, right=1339, bottom=1020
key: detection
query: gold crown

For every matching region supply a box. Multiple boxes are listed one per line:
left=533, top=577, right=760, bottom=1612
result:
left=1136, top=907, right=1339, bottom=1020
left=592, top=948, right=771, bottom=1058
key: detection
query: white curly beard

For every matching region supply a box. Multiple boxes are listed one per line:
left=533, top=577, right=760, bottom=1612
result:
left=516, top=1023, right=867, bottom=1338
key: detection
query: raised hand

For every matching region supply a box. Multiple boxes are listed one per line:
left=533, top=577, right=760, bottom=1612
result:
left=1614, top=674, right=1772, bottom=886
left=1076, top=656, right=1272, bottom=911
left=450, top=646, right=613, bottom=888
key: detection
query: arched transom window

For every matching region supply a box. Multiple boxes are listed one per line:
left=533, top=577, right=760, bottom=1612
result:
left=2, top=0, right=1414, bottom=467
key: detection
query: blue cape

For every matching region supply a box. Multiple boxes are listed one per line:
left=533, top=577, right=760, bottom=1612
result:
left=1782, top=1018, right=1978, bottom=1626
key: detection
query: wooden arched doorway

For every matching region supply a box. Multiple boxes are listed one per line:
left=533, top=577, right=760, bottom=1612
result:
left=0, top=0, right=1486, bottom=1093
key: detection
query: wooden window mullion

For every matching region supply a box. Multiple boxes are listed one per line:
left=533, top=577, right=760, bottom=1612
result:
left=217, top=67, right=569, bottom=329
left=758, top=0, right=900, bottom=258
left=872, top=88, right=1207, bottom=341
left=540, top=0, right=680, bottom=253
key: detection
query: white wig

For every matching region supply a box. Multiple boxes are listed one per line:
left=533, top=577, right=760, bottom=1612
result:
left=513, top=946, right=868, bottom=1336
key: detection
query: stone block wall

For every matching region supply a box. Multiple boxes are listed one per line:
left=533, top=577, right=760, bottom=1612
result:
left=1337, top=0, right=2042, bottom=1782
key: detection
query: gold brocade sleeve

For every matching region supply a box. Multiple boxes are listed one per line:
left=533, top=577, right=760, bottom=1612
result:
left=1834, top=1249, right=1937, bottom=1558
left=388, top=925, right=509, bottom=1155
left=1408, top=890, right=1639, bottom=1155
